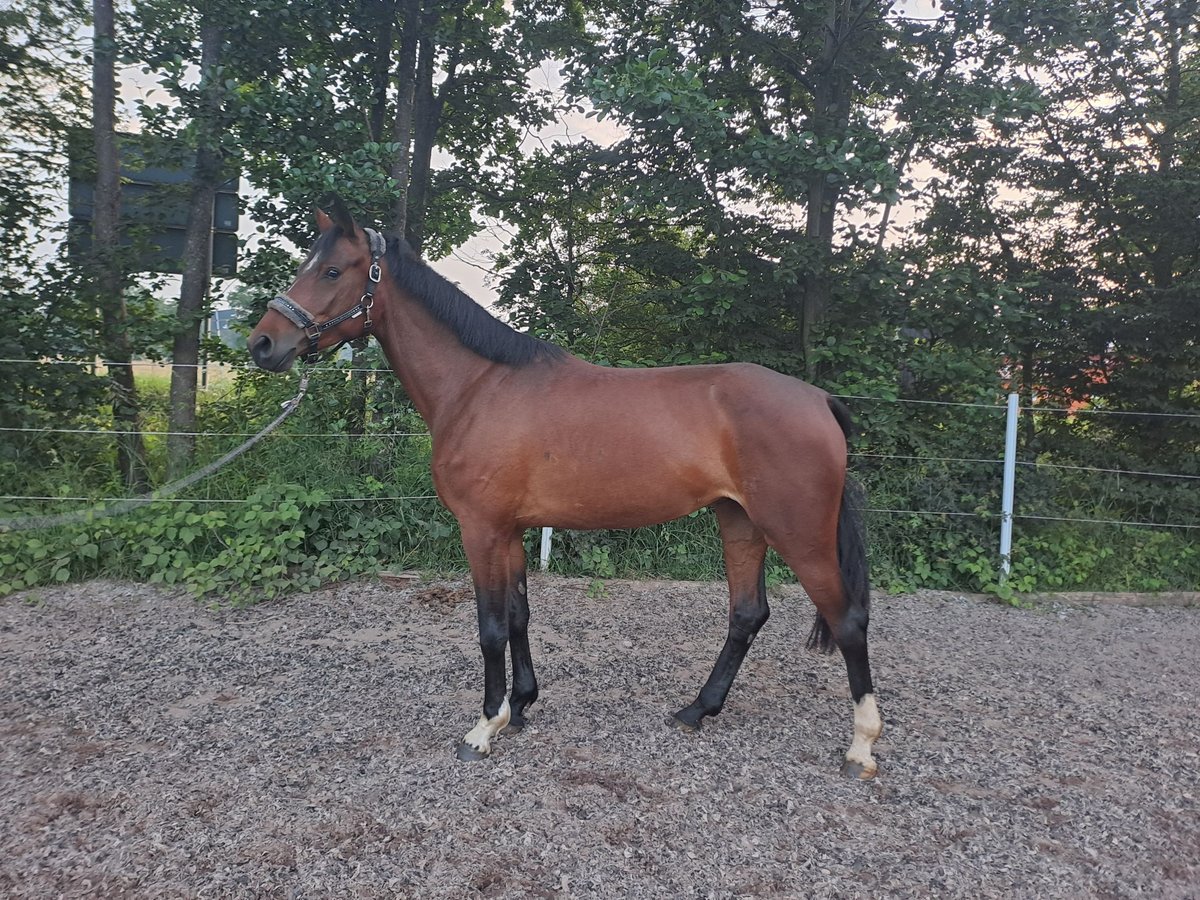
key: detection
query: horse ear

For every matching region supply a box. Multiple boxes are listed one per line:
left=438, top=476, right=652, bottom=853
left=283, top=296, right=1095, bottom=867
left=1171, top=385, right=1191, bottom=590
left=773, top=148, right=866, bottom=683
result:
left=318, top=193, right=357, bottom=234
left=315, top=208, right=335, bottom=233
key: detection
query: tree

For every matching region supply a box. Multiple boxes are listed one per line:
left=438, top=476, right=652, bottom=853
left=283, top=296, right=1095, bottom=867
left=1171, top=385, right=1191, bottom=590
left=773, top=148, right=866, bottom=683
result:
left=221, top=0, right=567, bottom=253
left=127, top=0, right=578, bottom=443
left=164, top=16, right=225, bottom=477
left=0, top=1, right=108, bottom=454
left=914, top=0, right=1200, bottom=464
left=92, top=0, right=150, bottom=489
left=498, top=0, right=995, bottom=385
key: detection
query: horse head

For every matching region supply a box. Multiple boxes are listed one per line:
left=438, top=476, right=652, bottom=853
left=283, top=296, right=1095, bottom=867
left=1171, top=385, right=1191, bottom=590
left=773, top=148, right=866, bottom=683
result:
left=248, top=197, right=386, bottom=371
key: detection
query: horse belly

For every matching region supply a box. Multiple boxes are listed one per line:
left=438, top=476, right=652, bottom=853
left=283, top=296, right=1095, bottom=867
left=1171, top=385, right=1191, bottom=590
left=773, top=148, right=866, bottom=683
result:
left=522, top=434, right=733, bottom=529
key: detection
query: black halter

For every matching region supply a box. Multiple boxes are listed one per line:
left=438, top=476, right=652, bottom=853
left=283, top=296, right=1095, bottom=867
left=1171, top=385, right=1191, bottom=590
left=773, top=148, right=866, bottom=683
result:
left=268, top=227, right=386, bottom=362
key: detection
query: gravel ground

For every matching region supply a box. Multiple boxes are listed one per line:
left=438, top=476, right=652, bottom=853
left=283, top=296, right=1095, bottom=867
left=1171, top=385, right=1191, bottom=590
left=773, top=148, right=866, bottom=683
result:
left=1, top=576, right=1197, bottom=899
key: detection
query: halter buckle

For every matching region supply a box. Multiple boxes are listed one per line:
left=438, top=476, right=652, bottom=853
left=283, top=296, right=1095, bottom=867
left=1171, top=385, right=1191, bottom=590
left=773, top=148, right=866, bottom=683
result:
left=361, top=293, right=375, bottom=335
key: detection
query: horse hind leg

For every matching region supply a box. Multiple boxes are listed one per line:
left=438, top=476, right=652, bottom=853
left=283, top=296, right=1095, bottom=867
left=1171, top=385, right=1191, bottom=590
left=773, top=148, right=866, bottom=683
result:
left=826, top=590, right=881, bottom=780
left=784, top=538, right=882, bottom=780
left=672, top=499, right=769, bottom=731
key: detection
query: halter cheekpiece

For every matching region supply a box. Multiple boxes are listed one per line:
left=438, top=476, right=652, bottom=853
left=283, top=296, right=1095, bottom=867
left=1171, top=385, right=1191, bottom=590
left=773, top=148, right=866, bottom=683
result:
left=268, top=227, right=386, bottom=362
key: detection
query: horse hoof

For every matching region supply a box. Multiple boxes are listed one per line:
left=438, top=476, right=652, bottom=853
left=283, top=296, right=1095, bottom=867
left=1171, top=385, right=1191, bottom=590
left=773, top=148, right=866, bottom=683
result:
left=500, top=719, right=524, bottom=737
left=667, top=715, right=702, bottom=733
left=455, top=741, right=490, bottom=762
left=840, top=758, right=877, bottom=780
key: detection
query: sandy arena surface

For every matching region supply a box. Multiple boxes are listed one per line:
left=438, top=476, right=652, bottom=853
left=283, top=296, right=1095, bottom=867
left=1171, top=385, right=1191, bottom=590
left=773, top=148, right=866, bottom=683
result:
left=1, top=576, right=1197, bottom=898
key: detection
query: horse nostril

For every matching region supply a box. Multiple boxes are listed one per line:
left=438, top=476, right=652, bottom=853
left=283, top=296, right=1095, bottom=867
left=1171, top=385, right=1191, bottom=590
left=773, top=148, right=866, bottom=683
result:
left=251, top=333, right=273, bottom=362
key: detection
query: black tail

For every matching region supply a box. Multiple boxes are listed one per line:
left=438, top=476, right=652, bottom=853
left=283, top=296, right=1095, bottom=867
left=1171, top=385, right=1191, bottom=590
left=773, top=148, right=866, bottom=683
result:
left=807, top=399, right=870, bottom=654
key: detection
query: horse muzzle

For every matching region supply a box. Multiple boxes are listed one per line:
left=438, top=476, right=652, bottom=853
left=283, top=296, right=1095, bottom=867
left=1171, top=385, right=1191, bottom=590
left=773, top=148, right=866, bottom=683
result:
left=249, top=331, right=299, bottom=372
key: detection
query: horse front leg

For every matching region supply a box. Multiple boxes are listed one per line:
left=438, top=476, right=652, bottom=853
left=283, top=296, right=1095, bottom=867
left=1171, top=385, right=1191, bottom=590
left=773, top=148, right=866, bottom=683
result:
left=503, top=550, right=539, bottom=735
left=455, top=524, right=521, bottom=761
left=672, top=500, right=769, bottom=730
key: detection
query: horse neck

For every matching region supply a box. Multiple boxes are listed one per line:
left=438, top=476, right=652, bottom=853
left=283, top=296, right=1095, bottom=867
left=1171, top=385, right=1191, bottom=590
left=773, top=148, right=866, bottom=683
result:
left=372, top=283, right=496, bottom=430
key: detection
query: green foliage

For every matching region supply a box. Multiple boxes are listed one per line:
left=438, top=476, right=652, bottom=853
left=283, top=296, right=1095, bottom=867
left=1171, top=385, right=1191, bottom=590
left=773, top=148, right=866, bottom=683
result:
left=0, top=362, right=430, bottom=602
left=546, top=510, right=724, bottom=582
left=0, top=3, right=105, bottom=441
left=0, top=485, right=456, bottom=605
left=0, top=365, right=463, bottom=603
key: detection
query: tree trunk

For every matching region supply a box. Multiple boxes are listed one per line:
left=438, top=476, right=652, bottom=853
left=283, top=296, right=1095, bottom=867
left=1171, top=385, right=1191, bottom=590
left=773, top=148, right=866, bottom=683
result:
left=389, top=0, right=421, bottom=234
left=369, top=0, right=397, bottom=143
left=1020, top=348, right=1036, bottom=450
left=406, top=20, right=448, bottom=254
left=800, top=0, right=856, bottom=379
left=92, top=0, right=149, bottom=490
left=408, top=6, right=466, bottom=253
left=351, top=0, right=409, bottom=437
left=167, top=21, right=224, bottom=478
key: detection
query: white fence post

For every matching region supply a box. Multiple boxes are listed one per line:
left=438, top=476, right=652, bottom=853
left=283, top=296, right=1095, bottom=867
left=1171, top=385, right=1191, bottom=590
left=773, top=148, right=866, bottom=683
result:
left=539, top=526, right=553, bottom=571
left=999, top=392, right=1020, bottom=577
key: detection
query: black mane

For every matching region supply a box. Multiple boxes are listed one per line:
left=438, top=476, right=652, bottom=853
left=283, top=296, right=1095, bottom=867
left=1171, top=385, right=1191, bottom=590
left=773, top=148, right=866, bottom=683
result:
left=384, top=236, right=566, bottom=366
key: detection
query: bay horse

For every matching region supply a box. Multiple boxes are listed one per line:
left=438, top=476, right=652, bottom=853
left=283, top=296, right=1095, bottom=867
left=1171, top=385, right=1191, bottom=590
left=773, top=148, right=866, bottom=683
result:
left=248, top=199, right=883, bottom=779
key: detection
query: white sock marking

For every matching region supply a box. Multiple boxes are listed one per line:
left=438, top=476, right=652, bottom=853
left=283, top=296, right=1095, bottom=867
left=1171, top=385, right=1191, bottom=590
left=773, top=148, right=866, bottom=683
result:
left=461, top=698, right=512, bottom=756
left=845, top=693, right=882, bottom=775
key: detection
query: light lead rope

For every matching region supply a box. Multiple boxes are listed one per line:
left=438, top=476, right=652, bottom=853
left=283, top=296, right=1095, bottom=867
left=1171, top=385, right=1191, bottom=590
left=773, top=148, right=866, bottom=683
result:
left=0, top=375, right=310, bottom=534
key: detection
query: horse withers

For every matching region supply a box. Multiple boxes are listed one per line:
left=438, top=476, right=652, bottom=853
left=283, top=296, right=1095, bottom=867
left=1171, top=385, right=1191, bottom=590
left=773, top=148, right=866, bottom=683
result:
left=248, top=199, right=883, bottom=778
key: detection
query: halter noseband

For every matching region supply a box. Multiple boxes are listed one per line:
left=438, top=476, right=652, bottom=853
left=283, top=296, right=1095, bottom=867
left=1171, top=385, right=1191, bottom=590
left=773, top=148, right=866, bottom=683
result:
left=268, top=227, right=386, bottom=363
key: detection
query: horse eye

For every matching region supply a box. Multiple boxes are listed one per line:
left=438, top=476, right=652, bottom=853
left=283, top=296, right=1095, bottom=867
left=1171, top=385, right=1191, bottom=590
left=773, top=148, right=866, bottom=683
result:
left=325, top=267, right=340, bottom=279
